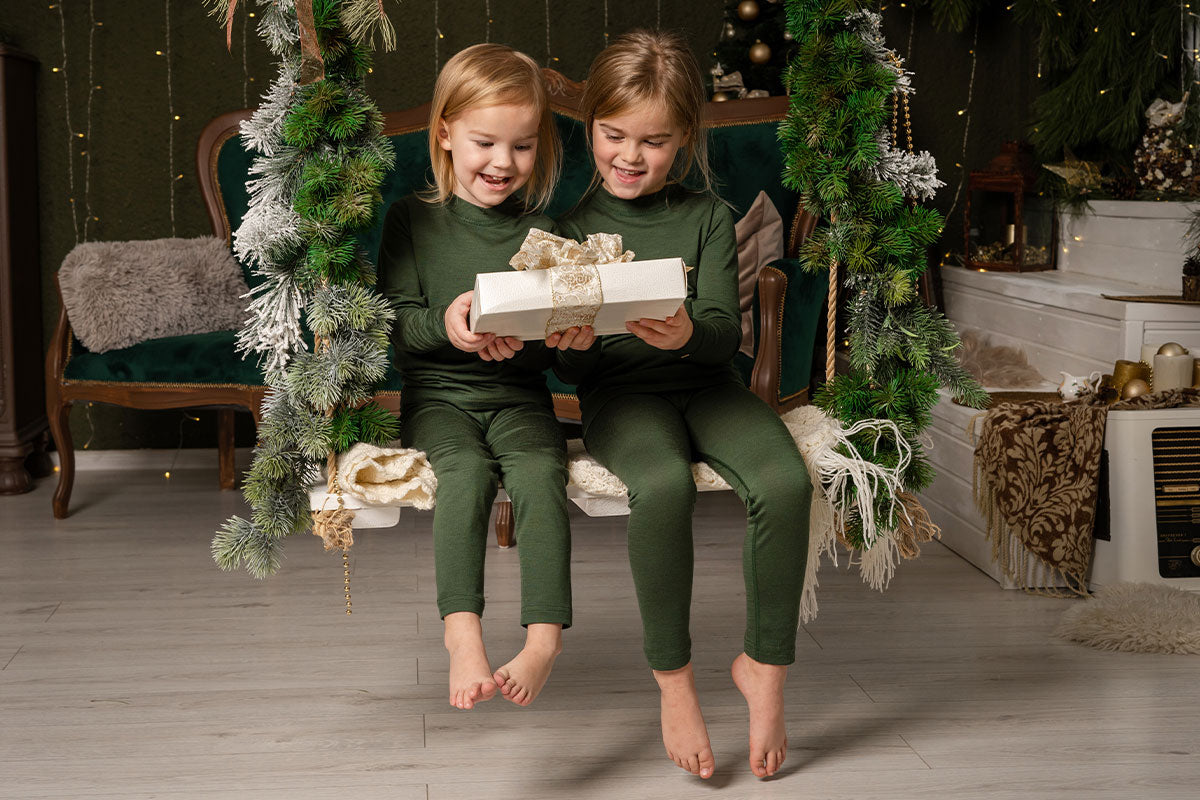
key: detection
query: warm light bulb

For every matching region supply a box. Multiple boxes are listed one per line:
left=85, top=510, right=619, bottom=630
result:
left=164, top=471, right=171, bottom=479
left=174, top=115, right=180, bottom=120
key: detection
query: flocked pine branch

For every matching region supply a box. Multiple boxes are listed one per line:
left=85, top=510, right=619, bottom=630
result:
left=782, top=0, right=988, bottom=548
left=211, top=0, right=399, bottom=578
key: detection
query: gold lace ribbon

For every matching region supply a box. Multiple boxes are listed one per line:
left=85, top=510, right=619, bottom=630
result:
left=508, top=229, right=635, bottom=337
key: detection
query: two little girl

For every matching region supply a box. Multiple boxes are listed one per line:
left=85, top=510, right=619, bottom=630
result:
left=379, top=33, right=812, bottom=781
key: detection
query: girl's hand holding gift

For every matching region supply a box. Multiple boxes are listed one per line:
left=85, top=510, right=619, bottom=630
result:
left=479, top=335, right=524, bottom=362
left=546, top=325, right=596, bottom=351
left=625, top=305, right=692, bottom=350
left=444, top=290, right=525, bottom=361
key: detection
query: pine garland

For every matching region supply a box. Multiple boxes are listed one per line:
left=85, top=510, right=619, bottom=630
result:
left=206, top=0, right=399, bottom=577
left=781, top=1, right=988, bottom=547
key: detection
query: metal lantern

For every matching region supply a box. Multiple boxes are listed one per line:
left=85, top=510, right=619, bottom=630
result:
left=964, top=141, right=1056, bottom=272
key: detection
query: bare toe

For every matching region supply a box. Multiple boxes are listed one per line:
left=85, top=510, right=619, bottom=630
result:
left=654, top=664, right=716, bottom=780
left=732, top=653, right=788, bottom=779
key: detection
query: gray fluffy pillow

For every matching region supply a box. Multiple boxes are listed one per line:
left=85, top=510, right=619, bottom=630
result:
left=58, top=236, right=249, bottom=353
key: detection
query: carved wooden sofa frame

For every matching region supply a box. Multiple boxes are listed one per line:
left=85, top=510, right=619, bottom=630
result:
left=45, top=70, right=823, bottom=542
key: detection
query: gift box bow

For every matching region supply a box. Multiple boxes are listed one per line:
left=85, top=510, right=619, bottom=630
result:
left=507, top=228, right=636, bottom=335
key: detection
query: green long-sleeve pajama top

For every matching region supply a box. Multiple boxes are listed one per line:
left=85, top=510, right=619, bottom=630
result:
left=556, top=184, right=743, bottom=413
left=378, top=193, right=556, bottom=409
left=377, top=193, right=572, bottom=627
left=556, top=184, right=811, bottom=670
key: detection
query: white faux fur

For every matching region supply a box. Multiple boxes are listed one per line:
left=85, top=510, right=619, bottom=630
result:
left=58, top=236, right=249, bottom=353
left=1057, top=582, right=1200, bottom=654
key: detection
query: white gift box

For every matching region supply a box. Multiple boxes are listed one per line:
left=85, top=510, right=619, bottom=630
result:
left=469, top=258, right=688, bottom=341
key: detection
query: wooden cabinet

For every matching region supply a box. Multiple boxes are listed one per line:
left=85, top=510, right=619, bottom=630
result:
left=0, top=45, right=48, bottom=494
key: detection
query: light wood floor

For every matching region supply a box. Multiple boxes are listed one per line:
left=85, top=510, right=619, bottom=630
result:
left=2, top=465, right=1198, bottom=799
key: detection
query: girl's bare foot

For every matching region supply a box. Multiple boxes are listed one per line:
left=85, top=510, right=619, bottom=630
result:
left=493, top=623, right=562, bottom=706
left=731, top=652, right=788, bottom=777
left=444, top=612, right=496, bottom=710
left=652, top=664, right=716, bottom=779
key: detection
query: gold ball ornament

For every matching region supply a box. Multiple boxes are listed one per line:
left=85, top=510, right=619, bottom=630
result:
left=1121, top=378, right=1151, bottom=399
left=783, top=29, right=794, bottom=42
left=737, top=1, right=760, bottom=21
left=749, top=40, right=772, bottom=64
left=1157, top=341, right=1188, bottom=357
left=711, top=91, right=730, bottom=102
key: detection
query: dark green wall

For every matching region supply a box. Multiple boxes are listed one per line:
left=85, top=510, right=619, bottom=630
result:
left=0, top=1, right=1033, bottom=450
left=882, top=4, right=1040, bottom=278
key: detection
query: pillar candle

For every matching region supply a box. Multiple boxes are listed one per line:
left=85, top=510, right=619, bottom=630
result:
left=1152, top=354, right=1193, bottom=391
left=1140, top=343, right=1160, bottom=366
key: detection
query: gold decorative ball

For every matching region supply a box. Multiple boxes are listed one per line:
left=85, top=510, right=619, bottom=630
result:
left=711, top=91, right=730, bottom=102
left=1157, top=341, right=1189, bottom=356
left=1121, top=378, right=1151, bottom=399
left=783, top=29, right=794, bottom=42
left=749, top=40, right=772, bottom=64
left=737, top=1, right=760, bottom=21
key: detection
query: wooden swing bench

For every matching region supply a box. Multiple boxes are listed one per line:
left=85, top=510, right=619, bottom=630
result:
left=45, top=71, right=826, bottom=543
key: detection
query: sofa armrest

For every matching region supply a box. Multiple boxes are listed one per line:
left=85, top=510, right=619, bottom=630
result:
left=749, top=258, right=828, bottom=413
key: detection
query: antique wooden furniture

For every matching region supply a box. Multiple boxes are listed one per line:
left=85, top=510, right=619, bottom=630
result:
left=45, top=71, right=825, bottom=535
left=1, top=45, right=50, bottom=495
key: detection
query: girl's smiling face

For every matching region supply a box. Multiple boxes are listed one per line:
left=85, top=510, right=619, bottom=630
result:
left=591, top=101, right=685, bottom=199
left=438, top=103, right=540, bottom=207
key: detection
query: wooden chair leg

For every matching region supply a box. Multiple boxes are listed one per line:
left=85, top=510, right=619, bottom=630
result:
left=217, top=409, right=236, bottom=490
left=493, top=501, right=515, bottom=548
left=48, top=400, right=74, bottom=519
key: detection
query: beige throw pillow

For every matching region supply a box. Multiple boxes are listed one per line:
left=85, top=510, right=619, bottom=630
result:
left=734, top=191, right=784, bottom=358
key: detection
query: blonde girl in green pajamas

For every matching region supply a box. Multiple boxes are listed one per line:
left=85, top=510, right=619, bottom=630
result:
left=379, top=44, right=594, bottom=711
left=556, top=30, right=813, bottom=779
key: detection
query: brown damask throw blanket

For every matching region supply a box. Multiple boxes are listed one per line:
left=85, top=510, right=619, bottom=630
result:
left=973, top=388, right=1200, bottom=596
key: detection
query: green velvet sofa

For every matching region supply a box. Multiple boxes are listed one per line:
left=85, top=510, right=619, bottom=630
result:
left=45, top=70, right=826, bottom=520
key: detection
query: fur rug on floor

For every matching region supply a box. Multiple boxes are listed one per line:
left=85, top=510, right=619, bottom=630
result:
left=58, top=236, right=249, bottom=353
left=1057, top=582, right=1200, bottom=654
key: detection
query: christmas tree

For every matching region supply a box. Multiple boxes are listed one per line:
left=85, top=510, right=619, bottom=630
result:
left=205, top=0, right=400, bottom=578
left=711, top=0, right=798, bottom=99
left=921, top=0, right=1200, bottom=200
left=781, top=0, right=988, bottom=548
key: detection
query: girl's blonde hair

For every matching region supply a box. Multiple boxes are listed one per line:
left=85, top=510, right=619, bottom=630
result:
left=581, top=30, right=715, bottom=194
left=426, top=43, right=561, bottom=211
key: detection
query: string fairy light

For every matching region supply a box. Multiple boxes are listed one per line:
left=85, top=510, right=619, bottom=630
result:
left=657, top=0, right=662, bottom=30
left=545, top=0, right=556, bottom=65
left=53, top=2, right=79, bottom=244
left=164, top=410, right=201, bottom=480
left=945, top=20, right=979, bottom=225
left=434, top=0, right=443, bottom=74
left=165, top=0, right=177, bottom=236
left=485, top=0, right=492, bottom=43
left=604, top=0, right=609, bottom=45
left=83, top=0, right=98, bottom=240
left=242, top=1, right=249, bottom=107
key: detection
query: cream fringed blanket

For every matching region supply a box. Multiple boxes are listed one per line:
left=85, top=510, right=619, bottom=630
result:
left=335, top=405, right=934, bottom=621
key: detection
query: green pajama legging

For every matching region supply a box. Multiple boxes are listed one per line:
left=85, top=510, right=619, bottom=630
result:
left=401, top=400, right=572, bottom=627
left=583, top=382, right=812, bottom=670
